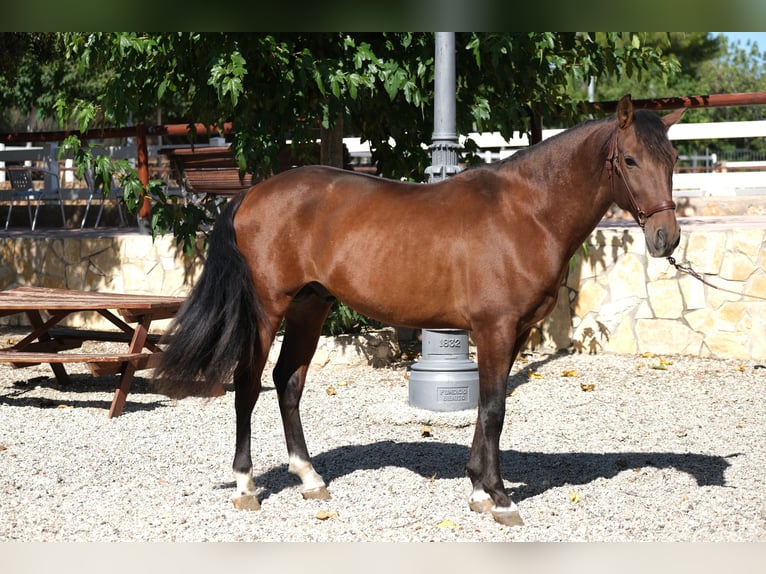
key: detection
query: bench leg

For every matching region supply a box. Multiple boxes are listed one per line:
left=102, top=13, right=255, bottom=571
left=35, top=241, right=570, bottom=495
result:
left=24, top=310, right=71, bottom=385
left=108, top=315, right=151, bottom=418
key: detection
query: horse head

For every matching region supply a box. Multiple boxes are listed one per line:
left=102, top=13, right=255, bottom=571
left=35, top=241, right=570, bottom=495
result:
left=608, top=94, right=685, bottom=257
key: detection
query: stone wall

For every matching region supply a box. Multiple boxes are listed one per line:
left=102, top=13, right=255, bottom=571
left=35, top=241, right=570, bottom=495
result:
left=1, top=219, right=765, bottom=360
left=534, top=219, right=766, bottom=361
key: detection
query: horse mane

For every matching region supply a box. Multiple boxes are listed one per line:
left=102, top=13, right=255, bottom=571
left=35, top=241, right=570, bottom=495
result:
left=631, top=109, right=677, bottom=166
left=474, top=117, right=610, bottom=172
left=474, top=109, right=674, bottom=172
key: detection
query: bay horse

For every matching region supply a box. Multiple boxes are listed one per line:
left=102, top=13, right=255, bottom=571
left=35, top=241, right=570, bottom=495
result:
left=154, top=95, right=685, bottom=526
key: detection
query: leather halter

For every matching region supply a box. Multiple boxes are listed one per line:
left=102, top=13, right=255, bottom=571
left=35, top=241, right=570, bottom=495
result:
left=605, top=127, right=676, bottom=229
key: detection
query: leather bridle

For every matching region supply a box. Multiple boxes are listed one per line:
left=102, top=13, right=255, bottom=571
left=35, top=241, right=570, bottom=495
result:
left=605, top=127, right=676, bottom=229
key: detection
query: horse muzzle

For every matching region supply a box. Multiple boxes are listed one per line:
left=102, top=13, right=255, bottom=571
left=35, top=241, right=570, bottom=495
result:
left=646, top=221, right=681, bottom=258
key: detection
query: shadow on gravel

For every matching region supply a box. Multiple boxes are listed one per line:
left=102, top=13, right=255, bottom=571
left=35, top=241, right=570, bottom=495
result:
left=0, top=375, right=169, bottom=414
left=506, top=351, right=577, bottom=393
left=247, top=441, right=738, bottom=503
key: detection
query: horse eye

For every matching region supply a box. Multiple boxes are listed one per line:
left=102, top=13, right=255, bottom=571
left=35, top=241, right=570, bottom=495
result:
left=624, top=156, right=638, bottom=167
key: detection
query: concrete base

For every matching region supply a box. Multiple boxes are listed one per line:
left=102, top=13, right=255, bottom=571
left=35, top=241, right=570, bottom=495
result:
left=408, top=365, right=479, bottom=411
left=408, top=329, right=479, bottom=411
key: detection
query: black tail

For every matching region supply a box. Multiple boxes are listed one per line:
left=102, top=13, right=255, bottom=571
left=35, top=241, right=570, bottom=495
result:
left=153, top=192, right=267, bottom=398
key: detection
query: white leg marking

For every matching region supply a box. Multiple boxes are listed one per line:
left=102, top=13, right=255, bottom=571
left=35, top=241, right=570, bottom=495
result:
left=233, top=470, right=258, bottom=496
left=469, top=485, right=523, bottom=525
left=288, top=454, right=326, bottom=492
left=491, top=500, right=524, bottom=526
left=469, top=486, right=492, bottom=506
left=469, top=486, right=494, bottom=513
left=492, top=500, right=520, bottom=513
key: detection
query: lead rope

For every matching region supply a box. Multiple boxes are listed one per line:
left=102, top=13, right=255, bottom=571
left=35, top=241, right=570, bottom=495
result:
left=666, top=256, right=766, bottom=302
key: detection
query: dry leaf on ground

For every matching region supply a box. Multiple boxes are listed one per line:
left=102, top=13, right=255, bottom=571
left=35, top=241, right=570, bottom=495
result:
left=569, top=492, right=580, bottom=503
left=435, top=519, right=460, bottom=529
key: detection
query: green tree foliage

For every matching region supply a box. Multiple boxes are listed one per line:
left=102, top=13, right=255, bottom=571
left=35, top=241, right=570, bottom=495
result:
left=51, top=33, right=681, bottom=178
left=0, top=33, right=107, bottom=132
left=680, top=35, right=766, bottom=120
left=584, top=33, right=720, bottom=103
left=467, top=32, right=680, bottom=132
left=50, top=33, right=680, bottom=194
left=583, top=32, right=766, bottom=163
left=697, top=35, right=766, bottom=159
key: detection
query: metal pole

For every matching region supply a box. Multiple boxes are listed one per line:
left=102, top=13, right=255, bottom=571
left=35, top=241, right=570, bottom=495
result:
left=425, top=33, right=460, bottom=181
left=409, top=33, right=479, bottom=412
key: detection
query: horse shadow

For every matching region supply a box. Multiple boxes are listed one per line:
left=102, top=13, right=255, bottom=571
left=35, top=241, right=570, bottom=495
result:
left=246, top=440, right=737, bottom=504
left=242, top=352, right=739, bottom=502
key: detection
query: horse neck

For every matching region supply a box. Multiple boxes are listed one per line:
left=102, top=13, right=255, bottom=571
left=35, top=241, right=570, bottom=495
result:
left=509, top=120, right=616, bottom=256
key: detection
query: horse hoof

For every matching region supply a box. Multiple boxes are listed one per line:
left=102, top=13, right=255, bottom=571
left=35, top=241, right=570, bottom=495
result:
left=232, top=494, right=261, bottom=511
left=301, top=486, right=331, bottom=500
left=469, top=498, right=494, bottom=514
left=491, top=507, right=524, bottom=527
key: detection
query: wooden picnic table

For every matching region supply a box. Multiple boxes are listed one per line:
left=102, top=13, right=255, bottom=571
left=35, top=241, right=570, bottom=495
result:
left=0, top=286, right=185, bottom=417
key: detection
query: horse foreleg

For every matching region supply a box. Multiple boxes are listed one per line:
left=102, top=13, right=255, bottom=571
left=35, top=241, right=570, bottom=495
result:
left=466, top=326, right=530, bottom=527
left=274, top=293, right=333, bottom=500
left=231, top=357, right=266, bottom=510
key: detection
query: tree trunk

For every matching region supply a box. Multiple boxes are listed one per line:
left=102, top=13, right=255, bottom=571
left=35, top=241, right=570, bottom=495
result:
left=320, top=113, right=344, bottom=168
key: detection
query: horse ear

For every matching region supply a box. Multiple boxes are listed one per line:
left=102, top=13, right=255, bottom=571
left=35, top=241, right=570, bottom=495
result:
left=616, top=94, right=633, bottom=129
left=662, top=106, right=686, bottom=130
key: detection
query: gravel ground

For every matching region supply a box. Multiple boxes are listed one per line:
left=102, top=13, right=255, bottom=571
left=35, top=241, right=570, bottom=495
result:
left=1, top=329, right=764, bottom=543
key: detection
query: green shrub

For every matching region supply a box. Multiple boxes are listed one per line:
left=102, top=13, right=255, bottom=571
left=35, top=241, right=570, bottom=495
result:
left=322, top=301, right=381, bottom=336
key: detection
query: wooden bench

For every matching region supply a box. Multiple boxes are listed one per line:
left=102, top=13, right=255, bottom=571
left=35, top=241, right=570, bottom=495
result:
left=6, top=328, right=163, bottom=376
left=0, top=351, right=156, bottom=377
left=0, top=286, right=185, bottom=417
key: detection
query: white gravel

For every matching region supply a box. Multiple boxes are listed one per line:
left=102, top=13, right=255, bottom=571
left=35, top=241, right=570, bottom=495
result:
left=1, top=331, right=764, bottom=542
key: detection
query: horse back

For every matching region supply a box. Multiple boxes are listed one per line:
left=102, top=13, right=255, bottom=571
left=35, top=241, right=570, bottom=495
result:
left=237, top=164, right=525, bottom=228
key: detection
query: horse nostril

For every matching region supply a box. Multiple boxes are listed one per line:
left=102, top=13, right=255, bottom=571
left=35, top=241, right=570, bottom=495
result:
left=656, top=228, right=666, bottom=249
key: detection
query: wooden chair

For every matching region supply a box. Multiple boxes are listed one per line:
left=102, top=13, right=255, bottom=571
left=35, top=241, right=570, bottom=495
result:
left=4, top=166, right=66, bottom=230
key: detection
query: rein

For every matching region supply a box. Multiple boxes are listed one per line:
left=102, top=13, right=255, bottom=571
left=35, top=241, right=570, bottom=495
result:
left=605, top=127, right=676, bottom=229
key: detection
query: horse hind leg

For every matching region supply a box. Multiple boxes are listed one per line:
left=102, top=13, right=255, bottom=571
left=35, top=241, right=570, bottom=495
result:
left=232, top=320, right=278, bottom=511
left=273, top=287, right=334, bottom=500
